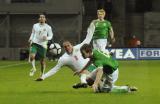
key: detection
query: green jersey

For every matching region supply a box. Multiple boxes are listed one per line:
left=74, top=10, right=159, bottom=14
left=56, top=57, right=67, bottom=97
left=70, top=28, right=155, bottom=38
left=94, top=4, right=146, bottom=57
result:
left=92, top=49, right=118, bottom=74
left=92, top=19, right=112, bottom=39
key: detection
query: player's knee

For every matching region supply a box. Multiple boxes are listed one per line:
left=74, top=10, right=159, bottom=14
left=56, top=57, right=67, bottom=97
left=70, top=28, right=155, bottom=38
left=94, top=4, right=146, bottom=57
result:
left=40, top=59, right=45, bottom=64
left=30, top=56, right=35, bottom=61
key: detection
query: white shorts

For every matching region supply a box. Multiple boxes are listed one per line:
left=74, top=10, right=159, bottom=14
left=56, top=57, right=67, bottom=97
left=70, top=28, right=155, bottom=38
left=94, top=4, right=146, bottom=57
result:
left=87, top=68, right=119, bottom=87
left=93, top=39, right=108, bottom=52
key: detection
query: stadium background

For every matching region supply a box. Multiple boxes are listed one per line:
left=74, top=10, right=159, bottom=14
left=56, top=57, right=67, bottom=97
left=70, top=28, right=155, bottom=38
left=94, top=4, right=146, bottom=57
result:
left=0, top=0, right=160, bottom=60
left=0, top=1, right=160, bottom=104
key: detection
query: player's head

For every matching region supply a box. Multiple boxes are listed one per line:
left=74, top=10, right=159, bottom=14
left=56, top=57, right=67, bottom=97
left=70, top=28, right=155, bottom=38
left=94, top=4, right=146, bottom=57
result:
left=63, top=40, right=73, bottom=54
left=80, top=44, right=92, bottom=59
left=97, top=9, right=106, bottom=20
left=39, top=14, right=46, bottom=24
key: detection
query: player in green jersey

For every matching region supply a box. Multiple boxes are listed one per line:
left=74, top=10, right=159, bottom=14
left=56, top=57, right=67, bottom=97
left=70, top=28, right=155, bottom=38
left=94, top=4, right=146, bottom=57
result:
left=89, top=9, right=115, bottom=52
left=74, top=44, right=137, bottom=93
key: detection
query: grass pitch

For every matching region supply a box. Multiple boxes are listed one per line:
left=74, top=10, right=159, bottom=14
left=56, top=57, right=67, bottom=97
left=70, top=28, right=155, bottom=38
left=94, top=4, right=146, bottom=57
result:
left=0, top=60, right=160, bottom=104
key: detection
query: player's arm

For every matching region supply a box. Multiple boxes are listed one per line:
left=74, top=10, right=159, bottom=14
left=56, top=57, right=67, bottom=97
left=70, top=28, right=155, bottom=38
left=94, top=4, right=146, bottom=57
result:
left=79, top=22, right=95, bottom=46
left=109, top=27, right=115, bottom=44
left=28, top=25, right=35, bottom=45
left=46, top=26, right=53, bottom=40
left=92, top=66, right=103, bottom=92
left=41, top=56, right=65, bottom=80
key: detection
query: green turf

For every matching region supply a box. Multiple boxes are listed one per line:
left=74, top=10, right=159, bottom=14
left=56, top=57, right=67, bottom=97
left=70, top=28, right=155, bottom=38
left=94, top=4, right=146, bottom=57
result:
left=0, top=60, right=160, bottom=104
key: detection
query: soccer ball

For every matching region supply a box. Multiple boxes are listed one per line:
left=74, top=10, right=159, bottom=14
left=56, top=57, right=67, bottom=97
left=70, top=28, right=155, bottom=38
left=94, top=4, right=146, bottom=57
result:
left=49, top=43, right=62, bottom=55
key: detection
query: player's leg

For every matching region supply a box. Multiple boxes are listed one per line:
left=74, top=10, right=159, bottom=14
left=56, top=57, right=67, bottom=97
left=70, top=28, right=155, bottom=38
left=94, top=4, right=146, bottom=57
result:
left=111, top=69, right=137, bottom=92
left=80, top=70, right=89, bottom=84
left=102, top=69, right=137, bottom=93
left=29, top=44, right=37, bottom=76
left=101, top=69, right=127, bottom=93
left=73, top=69, right=99, bottom=88
left=40, top=58, right=46, bottom=76
left=73, top=70, right=89, bottom=89
left=37, top=45, right=47, bottom=77
left=73, top=65, right=97, bottom=89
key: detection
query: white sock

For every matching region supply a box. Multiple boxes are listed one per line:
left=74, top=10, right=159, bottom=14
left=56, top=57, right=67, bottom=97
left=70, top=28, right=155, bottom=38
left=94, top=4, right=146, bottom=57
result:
left=80, top=74, right=87, bottom=84
left=42, top=64, right=46, bottom=76
left=111, top=85, right=129, bottom=93
left=31, top=59, right=36, bottom=70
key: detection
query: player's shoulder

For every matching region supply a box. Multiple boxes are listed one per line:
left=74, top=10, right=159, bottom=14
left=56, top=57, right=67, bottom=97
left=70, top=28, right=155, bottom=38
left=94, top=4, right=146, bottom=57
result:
left=33, top=23, right=39, bottom=27
left=74, top=44, right=81, bottom=50
left=93, top=49, right=101, bottom=55
left=58, top=53, right=66, bottom=60
left=93, top=49, right=98, bottom=53
left=60, top=53, right=70, bottom=58
left=91, top=19, right=98, bottom=24
left=105, top=20, right=111, bottom=24
left=34, top=23, right=39, bottom=25
left=45, top=23, right=52, bottom=29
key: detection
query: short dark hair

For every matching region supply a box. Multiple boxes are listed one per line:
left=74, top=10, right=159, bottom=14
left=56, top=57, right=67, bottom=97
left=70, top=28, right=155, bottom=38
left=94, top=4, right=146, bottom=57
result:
left=80, top=44, right=92, bottom=53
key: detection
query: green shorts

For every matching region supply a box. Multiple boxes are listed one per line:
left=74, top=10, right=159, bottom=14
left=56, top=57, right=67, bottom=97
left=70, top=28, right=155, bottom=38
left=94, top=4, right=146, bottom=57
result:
left=30, top=43, right=47, bottom=59
left=86, top=64, right=97, bottom=72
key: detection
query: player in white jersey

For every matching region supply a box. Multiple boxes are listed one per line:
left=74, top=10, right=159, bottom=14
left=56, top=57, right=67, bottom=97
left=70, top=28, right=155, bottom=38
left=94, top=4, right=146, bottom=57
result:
left=35, top=23, right=95, bottom=88
left=28, top=14, right=53, bottom=77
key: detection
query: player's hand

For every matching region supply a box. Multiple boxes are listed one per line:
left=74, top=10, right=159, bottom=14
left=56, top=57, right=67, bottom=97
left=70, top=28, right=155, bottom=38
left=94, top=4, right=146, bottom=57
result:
left=92, top=84, right=98, bottom=92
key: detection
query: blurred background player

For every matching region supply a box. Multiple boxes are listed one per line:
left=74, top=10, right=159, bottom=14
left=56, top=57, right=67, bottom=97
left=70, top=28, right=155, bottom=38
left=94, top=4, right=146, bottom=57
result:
left=75, top=44, right=137, bottom=93
left=127, top=35, right=141, bottom=47
left=28, top=14, right=53, bottom=77
left=35, top=23, right=96, bottom=88
left=90, top=9, right=115, bottom=52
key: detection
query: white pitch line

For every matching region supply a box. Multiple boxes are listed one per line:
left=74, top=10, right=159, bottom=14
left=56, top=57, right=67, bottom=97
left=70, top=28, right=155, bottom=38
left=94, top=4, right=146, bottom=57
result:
left=0, top=62, right=29, bottom=69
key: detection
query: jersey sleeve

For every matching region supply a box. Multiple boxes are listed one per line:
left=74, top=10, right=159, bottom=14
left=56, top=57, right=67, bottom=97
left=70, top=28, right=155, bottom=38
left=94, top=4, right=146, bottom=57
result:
left=41, top=55, right=65, bottom=79
left=46, top=26, right=53, bottom=40
left=29, top=24, right=35, bottom=42
left=78, top=22, right=95, bottom=47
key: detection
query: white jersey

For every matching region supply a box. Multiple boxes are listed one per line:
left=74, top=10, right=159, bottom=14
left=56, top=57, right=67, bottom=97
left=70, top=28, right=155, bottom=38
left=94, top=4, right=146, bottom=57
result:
left=42, top=23, right=95, bottom=79
left=29, top=23, right=53, bottom=48
left=58, top=45, right=90, bottom=71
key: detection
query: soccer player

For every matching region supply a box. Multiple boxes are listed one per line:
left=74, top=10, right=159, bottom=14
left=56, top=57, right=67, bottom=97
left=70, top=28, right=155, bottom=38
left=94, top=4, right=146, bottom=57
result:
left=90, top=9, right=115, bottom=52
left=35, top=23, right=96, bottom=87
left=76, top=44, right=137, bottom=93
left=28, top=14, right=53, bottom=77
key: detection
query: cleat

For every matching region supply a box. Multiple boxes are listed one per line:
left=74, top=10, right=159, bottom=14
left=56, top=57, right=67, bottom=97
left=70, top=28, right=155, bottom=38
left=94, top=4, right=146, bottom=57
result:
left=127, top=85, right=138, bottom=92
left=29, top=68, right=36, bottom=76
left=72, top=83, right=88, bottom=89
left=35, top=78, right=43, bottom=81
left=129, top=86, right=138, bottom=92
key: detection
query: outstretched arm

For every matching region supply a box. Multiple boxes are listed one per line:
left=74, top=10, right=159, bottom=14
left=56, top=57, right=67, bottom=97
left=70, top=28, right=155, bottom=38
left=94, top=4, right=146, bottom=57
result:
left=41, top=57, right=64, bottom=79
left=79, top=23, right=95, bottom=46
